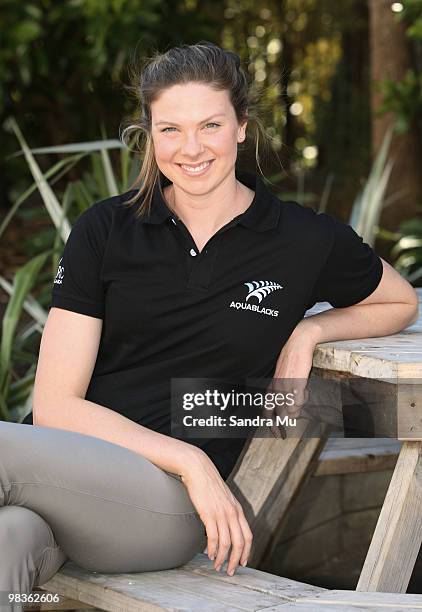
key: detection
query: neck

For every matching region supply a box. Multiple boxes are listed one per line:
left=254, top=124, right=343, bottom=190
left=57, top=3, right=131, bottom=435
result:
left=164, top=173, right=253, bottom=234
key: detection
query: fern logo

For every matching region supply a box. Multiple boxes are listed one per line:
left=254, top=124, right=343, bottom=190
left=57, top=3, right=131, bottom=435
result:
left=244, top=281, right=283, bottom=304
left=54, top=257, right=64, bottom=285
left=229, top=280, right=283, bottom=317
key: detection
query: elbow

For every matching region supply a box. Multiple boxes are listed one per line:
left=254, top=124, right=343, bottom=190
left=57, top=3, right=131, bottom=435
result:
left=32, top=404, right=48, bottom=426
left=32, top=398, right=58, bottom=427
left=408, top=306, right=419, bottom=326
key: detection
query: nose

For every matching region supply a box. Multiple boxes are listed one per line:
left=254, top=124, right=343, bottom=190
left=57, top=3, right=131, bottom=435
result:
left=180, top=131, right=205, bottom=157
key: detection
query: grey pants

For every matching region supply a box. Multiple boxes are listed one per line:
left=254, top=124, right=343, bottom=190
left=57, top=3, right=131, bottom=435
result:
left=0, top=421, right=207, bottom=611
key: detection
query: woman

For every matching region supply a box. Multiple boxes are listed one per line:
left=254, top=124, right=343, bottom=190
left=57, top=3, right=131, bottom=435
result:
left=0, top=41, right=418, bottom=603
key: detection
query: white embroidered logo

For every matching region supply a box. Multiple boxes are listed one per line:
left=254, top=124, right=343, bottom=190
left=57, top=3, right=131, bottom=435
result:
left=244, top=281, right=283, bottom=304
left=229, top=280, right=283, bottom=317
left=54, top=257, right=64, bottom=285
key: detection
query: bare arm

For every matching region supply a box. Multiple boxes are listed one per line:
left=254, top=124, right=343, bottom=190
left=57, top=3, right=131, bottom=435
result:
left=33, top=307, right=209, bottom=479
left=297, top=258, right=419, bottom=344
left=35, top=394, right=208, bottom=479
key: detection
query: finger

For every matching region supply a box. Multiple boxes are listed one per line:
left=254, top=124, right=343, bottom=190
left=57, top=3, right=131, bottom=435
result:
left=270, top=424, right=282, bottom=438
left=204, top=520, right=219, bottom=561
left=226, top=508, right=245, bottom=575
left=237, top=509, right=253, bottom=566
left=214, top=517, right=231, bottom=571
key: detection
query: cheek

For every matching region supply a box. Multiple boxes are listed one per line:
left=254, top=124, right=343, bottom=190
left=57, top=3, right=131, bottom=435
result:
left=153, top=137, right=177, bottom=161
left=211, top=131, right=238, bottom=155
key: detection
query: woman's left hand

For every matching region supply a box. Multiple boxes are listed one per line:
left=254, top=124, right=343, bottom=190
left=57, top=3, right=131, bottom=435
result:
left=263, top=321, right=320, bottom=437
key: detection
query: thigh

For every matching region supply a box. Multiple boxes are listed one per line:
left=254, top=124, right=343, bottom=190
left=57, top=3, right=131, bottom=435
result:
left=0, top=422, right=206, bottom=573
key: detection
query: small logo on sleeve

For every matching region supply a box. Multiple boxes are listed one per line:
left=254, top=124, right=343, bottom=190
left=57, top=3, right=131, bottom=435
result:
left=230, top=280, right=283, bottom=317
left=53, top=257, right=64, bottom=285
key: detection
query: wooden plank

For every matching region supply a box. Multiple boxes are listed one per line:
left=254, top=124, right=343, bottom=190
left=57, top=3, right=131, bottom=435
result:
left=23, top=588, right=98, bottom=610
left=227, top=428, right=329, bottom=567
left=42, top=554, right=326, bottom=612
left=295, top=589, right=422, bottom=608
left=257, top=605, right=371, bottom=611
left=357, top=441, right=422, bottom=593
left=181, top=552, right=327, bottom=598
left=315, top=439, right=401, bottom=476
left=397, top=381, right=422, bottom=440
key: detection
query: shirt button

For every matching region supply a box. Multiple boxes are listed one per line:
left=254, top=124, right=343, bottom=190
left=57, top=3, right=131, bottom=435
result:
left=190, top=248, right=197, bottom=256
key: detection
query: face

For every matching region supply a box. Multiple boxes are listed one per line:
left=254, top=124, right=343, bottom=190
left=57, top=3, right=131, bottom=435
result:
left=150, top=82, right=247, bottom=194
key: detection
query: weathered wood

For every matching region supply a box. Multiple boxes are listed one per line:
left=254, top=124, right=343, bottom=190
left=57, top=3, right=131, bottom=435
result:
left=357, top=441, right=422, bottom=592
left=290, top=588, right=422, bottom=608
left=397, top=380, right=422, bottom=440
left=23, top=589, right=98, bottom=610
left=181, top=552, right=326, bottom=597
left=305, top=289, right=422, bottom=380
left=227, top=425, right=330, bottom=567
left=41, top=551, right=422, bottom=611
left=41, top=553, right=327, bottom=612
left=315, top=438, right=401, bottom=476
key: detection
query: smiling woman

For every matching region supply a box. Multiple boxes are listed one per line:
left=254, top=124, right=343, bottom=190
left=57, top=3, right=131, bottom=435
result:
left=3, top=41, right=417, bottom=604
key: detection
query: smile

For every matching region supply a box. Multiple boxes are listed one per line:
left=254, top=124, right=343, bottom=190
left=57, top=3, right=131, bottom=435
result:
left=177, top=160, right=214, bottom=175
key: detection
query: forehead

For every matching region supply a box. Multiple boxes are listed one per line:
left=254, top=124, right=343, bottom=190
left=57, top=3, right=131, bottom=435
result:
left=151, top=83, right=232, bottom=119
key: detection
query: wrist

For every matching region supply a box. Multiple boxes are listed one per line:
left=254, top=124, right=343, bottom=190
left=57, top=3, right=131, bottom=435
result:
left=179, top=445, right=216, bottom=484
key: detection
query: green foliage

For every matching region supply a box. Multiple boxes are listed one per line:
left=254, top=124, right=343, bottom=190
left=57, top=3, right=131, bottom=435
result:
left=349, top=127, right=394, bottom=248
left=377, top=69, right=422, bottom=134
left=391, top=216, right=422, bottom=284
left=0, top=123, right=137, bottom=422
left=1, top=0, right=219, bottom=201
left=378, top=0, right=422, bottom=135
left=401, top=0, right=422, bottom=39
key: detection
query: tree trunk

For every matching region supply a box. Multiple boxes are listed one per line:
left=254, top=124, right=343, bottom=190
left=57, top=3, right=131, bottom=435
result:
left=369, top=0, right=422, bottom=247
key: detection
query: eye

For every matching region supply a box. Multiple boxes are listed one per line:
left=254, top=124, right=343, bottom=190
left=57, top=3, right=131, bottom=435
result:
left=160, top=123, right=220, bottom=133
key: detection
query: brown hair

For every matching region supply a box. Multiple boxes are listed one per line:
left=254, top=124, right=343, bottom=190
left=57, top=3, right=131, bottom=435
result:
left=119, top=41, right=272, bottom=219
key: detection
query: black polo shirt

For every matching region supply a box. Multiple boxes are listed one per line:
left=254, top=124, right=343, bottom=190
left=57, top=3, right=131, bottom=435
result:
left=23, top=169, right=383, bottom=479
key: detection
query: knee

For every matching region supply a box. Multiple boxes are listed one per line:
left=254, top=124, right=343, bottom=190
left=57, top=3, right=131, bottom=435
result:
left=0, top=506, right=60, bottom=590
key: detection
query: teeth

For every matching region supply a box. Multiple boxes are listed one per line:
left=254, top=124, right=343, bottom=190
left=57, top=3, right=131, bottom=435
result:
left=180, top=161, right=210, bottom=173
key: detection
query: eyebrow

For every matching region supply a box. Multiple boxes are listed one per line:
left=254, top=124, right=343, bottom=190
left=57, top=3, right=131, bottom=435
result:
left=154, top=113, right=226, bottom=127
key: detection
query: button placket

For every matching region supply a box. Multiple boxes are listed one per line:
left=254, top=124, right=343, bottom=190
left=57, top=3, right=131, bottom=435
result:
left=167, top=215, right=239, bottom=290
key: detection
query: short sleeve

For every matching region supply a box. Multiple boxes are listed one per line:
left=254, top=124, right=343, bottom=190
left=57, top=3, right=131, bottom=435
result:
left=49, top=204, right=108, bottom=319
left=307, top=214, right=384, bottom=309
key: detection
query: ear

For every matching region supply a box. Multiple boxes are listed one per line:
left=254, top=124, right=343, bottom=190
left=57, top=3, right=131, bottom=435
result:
left=237, top=116, right=248, bottom=143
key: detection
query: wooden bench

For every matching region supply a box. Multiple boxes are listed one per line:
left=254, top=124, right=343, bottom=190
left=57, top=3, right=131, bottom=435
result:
left=36, top=552, right=422, bottom=611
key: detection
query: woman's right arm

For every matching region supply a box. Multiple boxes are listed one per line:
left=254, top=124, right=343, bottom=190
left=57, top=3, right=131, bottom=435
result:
left=33, top=307, right=253, bottom=574
left=33, top=307, right=205, bottom=476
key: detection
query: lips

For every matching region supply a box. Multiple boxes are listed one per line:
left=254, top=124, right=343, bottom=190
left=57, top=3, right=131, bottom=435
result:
left=177, top=160, right=214, bottom=176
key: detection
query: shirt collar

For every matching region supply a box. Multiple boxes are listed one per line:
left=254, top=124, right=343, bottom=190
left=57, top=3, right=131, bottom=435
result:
left=143, top=168, right=280, bottom=232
